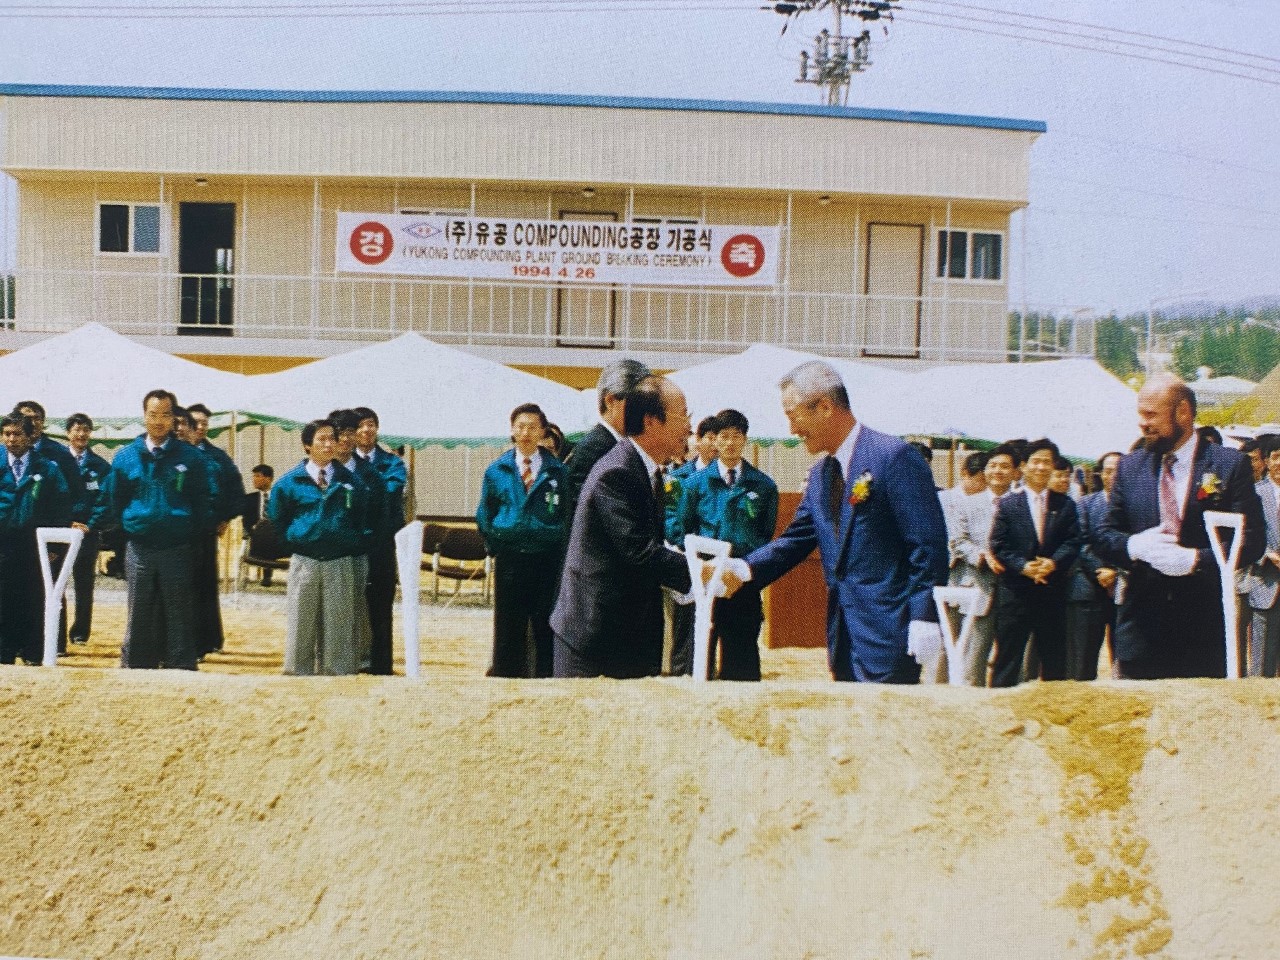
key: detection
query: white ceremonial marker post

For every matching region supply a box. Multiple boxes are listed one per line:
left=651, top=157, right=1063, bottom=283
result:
left=932, top=586, right=984, bottom=686
left=36, top=527, right=84, bottom=668
left=395, top=521, right=425, bottom=679
left=1204, top=511, right=1245, bottom=679
left=683, top=534, right=732, bottom=684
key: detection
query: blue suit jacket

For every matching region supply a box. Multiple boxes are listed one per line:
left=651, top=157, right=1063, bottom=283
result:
left=745, top=426, right=949, bottom=681
left=1068, top=491, right=1113, bottom=603
left=1096, top=439, right=1264, bottom=665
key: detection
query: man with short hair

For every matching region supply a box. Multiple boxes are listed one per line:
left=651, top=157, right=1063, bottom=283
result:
left=1065, top=451, right=1123, bottom=680
left=353, top=406, right=408, bottom=676
left=664, top=414, right=721, bottom=675
left=187, top=403, right=245, bottom=657
left=90, top=390, right=214, bottom=670
left=241, top=464, right=277, bottom=586
left=950, top=444, right=1020, bottom=686
left=1240, top=438, right=1265, bottom=484
left=564, top=358, right=651, bottom=509
left=670, top=408, right=778, bottom=681
left=551, top=376, right=694, bottom=679
left=1246, top=436, right=1280, bottom=678
left=1096, top=376, right=1264, bottom=679
left=989, top=438, right=1082, bottom=686
left=325, top=409, right=378, bottom=668
left=477, top=402, right=570, bottom=678
left=269, top=419, right=372, bottom=676
left=0, top=413, right=72, bottom=664
left=723, top=361, right=950, bottom=684
left=65, top=413, right=111, bottom=645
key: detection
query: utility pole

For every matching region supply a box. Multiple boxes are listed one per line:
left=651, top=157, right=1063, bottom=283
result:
left=768, top=1, right=903, bottom=106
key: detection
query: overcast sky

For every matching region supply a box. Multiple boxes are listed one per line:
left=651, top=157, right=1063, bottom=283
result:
left=1, top=0, right=1276, bottom=314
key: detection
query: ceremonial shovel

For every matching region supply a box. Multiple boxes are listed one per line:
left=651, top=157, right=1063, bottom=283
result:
left=683, top=534, right=732, bottom=683
left=1204, top=511, right=1245, bottom=679
left=932, top=585, right=985, bottom=686
left=36, top=526, right=84, bottom=667
left=395, top=520, right=425, bottom=679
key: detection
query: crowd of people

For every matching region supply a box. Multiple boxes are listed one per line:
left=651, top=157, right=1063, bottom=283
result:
left=0, top=361, right=1269, bottom=685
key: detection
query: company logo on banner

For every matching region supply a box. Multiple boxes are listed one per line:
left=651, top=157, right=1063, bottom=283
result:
left=336, top=213, right=779, bottom=287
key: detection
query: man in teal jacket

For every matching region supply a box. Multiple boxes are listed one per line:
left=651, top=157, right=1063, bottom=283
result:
left=90, top=390, right=214, bottom=670
left=476, top=403, right=570, bottom=678
left=269, top=418, right=372, bottom=676
left=0, top=413, right=72, bottom=664
left=671, top=409, right=778, bottom=680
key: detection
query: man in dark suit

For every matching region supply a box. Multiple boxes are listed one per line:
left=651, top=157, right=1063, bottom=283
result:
left=1065, top=451, right=1122, bottom=680
left=564, top=358, right=651, bottom=510
left=550, top=375, right=693, bottom=679
left=988, top=438, right=1082, bottom=686
left=241, top=464, right=276, bottom=586
left=721, top=360, right=949, bottom=684
left=1096, top=376, right=1265, bottom=679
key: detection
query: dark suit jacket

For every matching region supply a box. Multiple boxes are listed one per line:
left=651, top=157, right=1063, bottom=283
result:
left=1096, top=439, right=1264, bottom=669
left=564, top=423, right=618, bottom=510
left=990, top=489, right=1082, bottom=599
left=745, top=426, right=949, bottom=681
left=550, top=440, right=692, bottom=676
left=1068, top=491, right=1113, bottom=604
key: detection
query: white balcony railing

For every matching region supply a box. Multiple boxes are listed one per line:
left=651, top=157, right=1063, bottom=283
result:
left=0, top=268, right=1082, bottom=362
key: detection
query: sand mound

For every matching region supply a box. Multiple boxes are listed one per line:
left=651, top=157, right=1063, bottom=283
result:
left=1, top=666, right=1279, bottom=960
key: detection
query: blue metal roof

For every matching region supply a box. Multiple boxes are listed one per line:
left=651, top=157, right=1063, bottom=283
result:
left=0, top=83, right=1047, bottom=134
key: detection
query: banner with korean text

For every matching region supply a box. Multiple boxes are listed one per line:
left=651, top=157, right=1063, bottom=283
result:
left=336, top=213, right=780, bottom=287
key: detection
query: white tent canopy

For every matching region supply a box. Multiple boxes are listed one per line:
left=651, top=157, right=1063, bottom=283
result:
left=0, top=323, right=249, bottom=432
left=669, top=347, right=1136, bottom=460
left=239, top=333, right=592, bottom=447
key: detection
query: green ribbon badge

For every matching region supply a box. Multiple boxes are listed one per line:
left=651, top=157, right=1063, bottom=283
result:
left=174, top=463, right=187, bottom=493
left=30, top=474, right=42, bottom=501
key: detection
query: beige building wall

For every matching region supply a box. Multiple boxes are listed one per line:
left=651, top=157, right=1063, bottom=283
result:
left=15, top=173, right=1015, bottom=358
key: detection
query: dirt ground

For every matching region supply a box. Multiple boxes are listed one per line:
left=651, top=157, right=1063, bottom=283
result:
left=1, top=581, right=1279, bottom=960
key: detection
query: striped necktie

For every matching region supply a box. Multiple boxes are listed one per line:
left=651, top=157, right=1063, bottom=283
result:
left=521, top=457, right=534, bottom=491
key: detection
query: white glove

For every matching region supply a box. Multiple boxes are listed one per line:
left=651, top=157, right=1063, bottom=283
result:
left=1145, top=542, right=1198, bottom=578
left=723, top=557, right=752, bottom=583
left=1127, top=527, right=1174, bottom=564
left=907, top=620, right=943, bottom=665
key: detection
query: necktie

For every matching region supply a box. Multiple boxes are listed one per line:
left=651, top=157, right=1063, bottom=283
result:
left=521, top=457, right=534, bottom=491
left=11, top=458, right=22, bottom=483
left=825, top=455, right=844, bottom=530
left=726, top=467, right=737, bottom=488
left=1159, top=453, right=1180, bottom=534
left=317, top=469, right=329, bottom=492
left=1033, top=491, right=1046, bottom=545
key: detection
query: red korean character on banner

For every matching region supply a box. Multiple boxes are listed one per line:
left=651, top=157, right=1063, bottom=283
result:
left=349, top=221, right=393, bottom=266
left=720, top=234, right=766, bottom=278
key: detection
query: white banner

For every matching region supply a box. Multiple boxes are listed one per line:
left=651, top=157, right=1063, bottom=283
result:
left=336, top=212, right=779, bottom=287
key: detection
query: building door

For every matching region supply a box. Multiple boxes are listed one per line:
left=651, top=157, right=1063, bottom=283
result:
left=555, top=210, right=616, bottom=348
left=862, top=223, right=923, bottom=358
left=178, top=202, right=235, bottom=336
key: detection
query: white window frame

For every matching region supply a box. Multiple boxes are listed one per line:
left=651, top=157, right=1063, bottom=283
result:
left=934, top=227, right=1004, bottom=284
left=96, top=201, right=167, bottom=257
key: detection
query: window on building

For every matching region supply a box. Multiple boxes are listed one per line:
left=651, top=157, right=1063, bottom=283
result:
left=98, top=202, right=163, bottom=254
left=936, top=229, right=1002, bottom=282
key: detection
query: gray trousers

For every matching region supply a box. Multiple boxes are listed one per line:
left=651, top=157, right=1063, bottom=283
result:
left=1249, top=604, right=1280, bottom=678
left=285, top=553, right=366, bottom=676
left=122, top=540, right=198, bottom=671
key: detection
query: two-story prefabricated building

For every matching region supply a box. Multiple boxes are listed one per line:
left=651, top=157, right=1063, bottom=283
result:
left=0, top=84, right=1043, bottom=381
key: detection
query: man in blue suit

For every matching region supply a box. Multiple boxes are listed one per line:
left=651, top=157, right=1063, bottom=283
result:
left=1096, top=376, right=1264, bottom=679
left=722, top=360, right=949, bottom=684
left=1064, top=451, right=1122, bottom=680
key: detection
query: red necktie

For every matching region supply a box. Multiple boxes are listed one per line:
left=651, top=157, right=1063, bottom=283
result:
left=1159, top=454, right=1181, bottom=534
left=521, top=457, right=534, bottom=491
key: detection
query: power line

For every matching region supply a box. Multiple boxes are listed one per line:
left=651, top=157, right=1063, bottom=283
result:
left=894, top=11, right=1280, bottom=87
left=0, top=1, right=761, bottom=18
left=913, top=0, right=1280, bottom=67
left=902, top=6, right=1280, bottom=78
left=1055, top=132, right=1280, bottom=180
